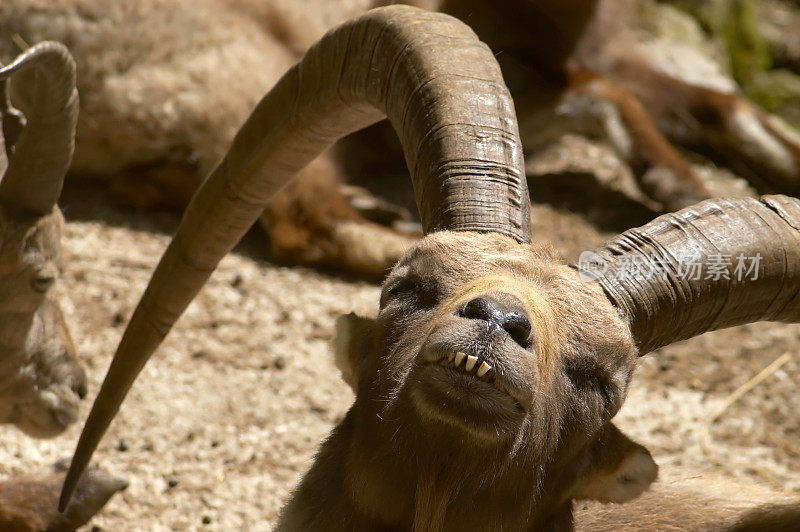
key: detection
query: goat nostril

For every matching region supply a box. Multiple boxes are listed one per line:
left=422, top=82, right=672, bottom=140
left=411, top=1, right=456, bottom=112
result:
left=460, top=297, right=494, bottom=321
left=504, top=313, right=532, bottom=348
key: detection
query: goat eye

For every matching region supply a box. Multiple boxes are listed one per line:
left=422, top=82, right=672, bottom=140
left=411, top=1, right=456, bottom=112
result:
left=380, top=278, right=417, bottom=307
left=596, top=380, right=614, bottom=415
left=388, top=278, right=416, bottom=297
left=380, top=276, right=441, bottom=311
left=32, top=272, right=55, bottom=293
left=564, top=359, right=616, bottom=415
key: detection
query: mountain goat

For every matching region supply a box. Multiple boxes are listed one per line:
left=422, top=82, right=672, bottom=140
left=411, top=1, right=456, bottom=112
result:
left=57, top=6, right=800, bottom=529
left=4, top=0, right=800, bottom=276
left=0, top=42, right=87, bottom=438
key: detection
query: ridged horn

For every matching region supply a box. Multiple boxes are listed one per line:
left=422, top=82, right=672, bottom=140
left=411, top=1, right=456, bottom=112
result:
left=574, top=195, right=800, bottom=355
left=0, top=41, right=78, bottom=214
left=60, top=5, right=528, bottom=509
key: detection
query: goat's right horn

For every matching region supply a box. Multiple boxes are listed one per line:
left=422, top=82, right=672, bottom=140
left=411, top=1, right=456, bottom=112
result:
left=575, top=195, right=800, bottom=355
left=59, top=5, right=528, bottom=509
left=0, top=41, right=78, bottom=214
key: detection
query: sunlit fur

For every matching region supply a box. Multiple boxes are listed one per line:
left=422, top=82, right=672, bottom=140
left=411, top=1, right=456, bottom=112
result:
left=278, top=232, right=654, bottom=530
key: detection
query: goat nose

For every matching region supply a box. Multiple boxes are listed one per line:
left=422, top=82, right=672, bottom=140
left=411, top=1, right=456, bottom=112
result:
left=460, top=295, right=532, bottom=348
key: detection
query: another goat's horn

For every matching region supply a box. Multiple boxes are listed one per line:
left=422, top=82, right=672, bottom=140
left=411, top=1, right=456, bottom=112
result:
left=59, top=5, right=528, bottom=509
left=0, top=76, right=8, bottom=177
left=0, top=41, right=78, bottom=214
left=575, top=195, right=800, bottom=355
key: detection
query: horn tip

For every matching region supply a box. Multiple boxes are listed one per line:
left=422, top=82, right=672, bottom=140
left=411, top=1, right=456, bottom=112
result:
left=58, top=448, right=90, bottom=512
left=58, top=472, right=76, bottom=512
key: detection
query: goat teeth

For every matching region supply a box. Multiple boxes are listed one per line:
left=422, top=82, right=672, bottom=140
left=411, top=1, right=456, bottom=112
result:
left=476, top=361, right=492, bottom=377
left=454, top=352, right=466, bottom=368
left=465, top=355, right=478, bottom=372
left=446, top=352, right=455, bottom=363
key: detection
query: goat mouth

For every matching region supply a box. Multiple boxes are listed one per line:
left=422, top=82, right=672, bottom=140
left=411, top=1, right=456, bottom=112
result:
left=411, top=363, right=525, bottom=436
left=412, top=346, right=526, bottom=426
left=419, top=345, right=525, bottom=405
left=432, top=350, right=496, bottom=381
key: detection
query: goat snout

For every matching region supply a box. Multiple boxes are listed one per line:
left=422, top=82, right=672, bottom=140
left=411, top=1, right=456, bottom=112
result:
left=458, top=293, right=532, bottom=349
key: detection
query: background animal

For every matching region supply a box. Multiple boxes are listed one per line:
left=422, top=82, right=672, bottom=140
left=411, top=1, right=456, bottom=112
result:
left=3, top=0, right=800, bottom=276
left=52, top=6, right=800, bottom=529
left=0, top=41, right=125, bottom=531
left=0, top=42, right=86, bottom=439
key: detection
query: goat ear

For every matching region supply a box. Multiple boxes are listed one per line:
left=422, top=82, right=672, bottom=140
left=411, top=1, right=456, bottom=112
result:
left=572, top=422, right=658, bottom=504
left=333, top=313, right=376, bottom=393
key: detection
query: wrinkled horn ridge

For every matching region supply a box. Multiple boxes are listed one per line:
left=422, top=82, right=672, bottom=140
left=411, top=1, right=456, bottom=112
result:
left=60, top=5, right=527, bottom=510
left=0, top=41, right=78, bottom=214
left=580, top=195, right=800, bottom=354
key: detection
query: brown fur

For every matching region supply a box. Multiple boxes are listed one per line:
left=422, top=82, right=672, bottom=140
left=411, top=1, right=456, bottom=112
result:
left=0, top=463, right=127, bottom=532
left=278, top=232, right=655, bottom=530
left=0, top=203, right=86, bottom=438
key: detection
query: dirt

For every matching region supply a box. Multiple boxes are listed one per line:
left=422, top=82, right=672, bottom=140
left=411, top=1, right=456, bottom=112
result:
left=0, top=166, right=798, bottom=530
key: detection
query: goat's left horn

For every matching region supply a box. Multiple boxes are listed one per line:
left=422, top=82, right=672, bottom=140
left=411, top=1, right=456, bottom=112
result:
left=0, top=41, right=78, bottom=214
left=575, top=195, right=800, bottom=354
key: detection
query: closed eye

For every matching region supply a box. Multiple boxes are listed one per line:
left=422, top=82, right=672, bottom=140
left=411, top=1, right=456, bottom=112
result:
left=380, top=277, right=416, bottom=308
left=564, top=358, right=616, bottom=418
left=380, top=275, right=440, bottom=311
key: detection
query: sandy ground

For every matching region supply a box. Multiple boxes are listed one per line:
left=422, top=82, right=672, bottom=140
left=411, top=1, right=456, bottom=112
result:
left=0, top=164, right=798, bottom=530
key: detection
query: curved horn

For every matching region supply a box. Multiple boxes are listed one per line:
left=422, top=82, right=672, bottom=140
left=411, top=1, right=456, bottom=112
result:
left=0, top=41, right=78, bottom=214
left=60, top=5, right=527, bottom=509
left=575, top=195, right=800, bottom=355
